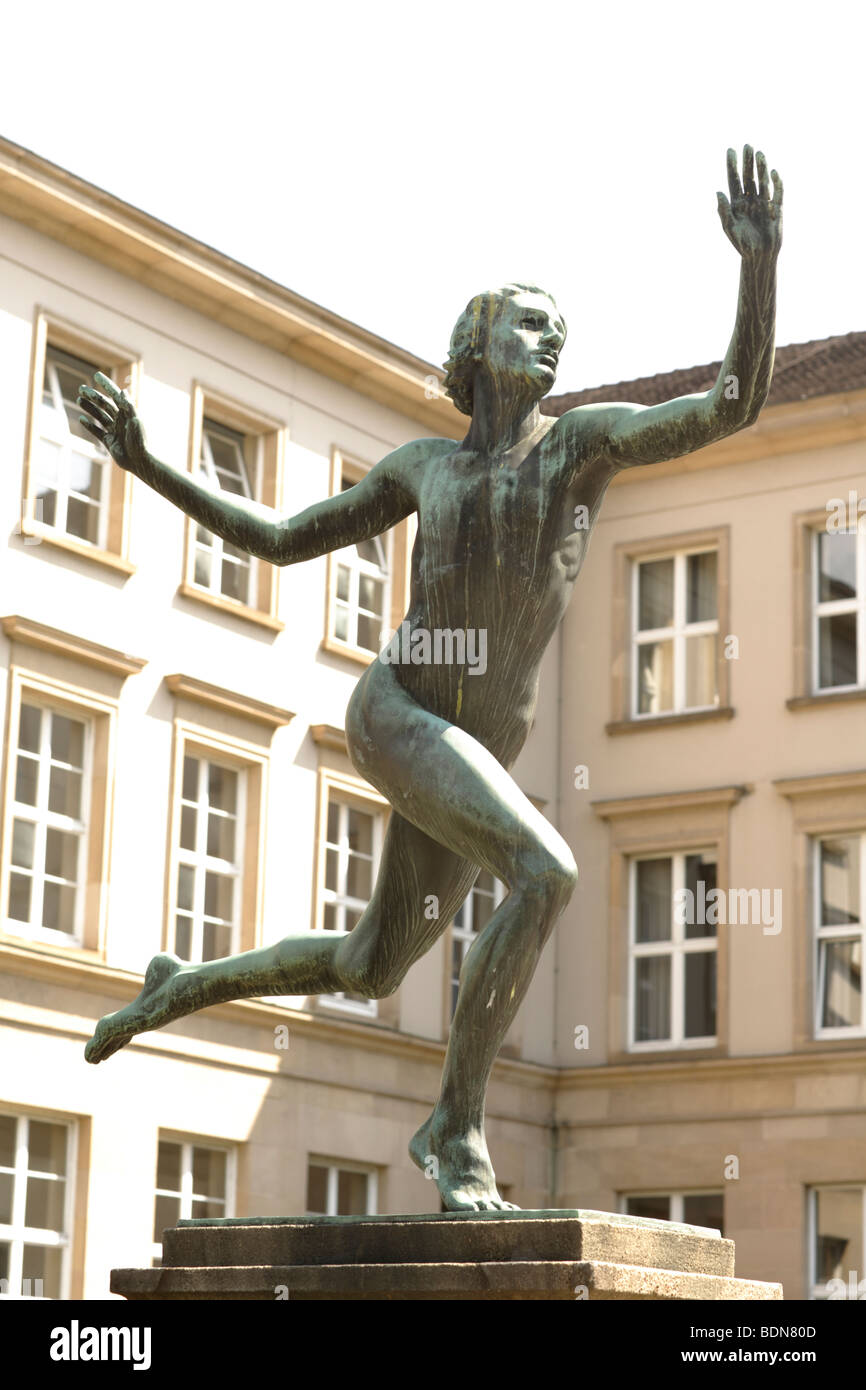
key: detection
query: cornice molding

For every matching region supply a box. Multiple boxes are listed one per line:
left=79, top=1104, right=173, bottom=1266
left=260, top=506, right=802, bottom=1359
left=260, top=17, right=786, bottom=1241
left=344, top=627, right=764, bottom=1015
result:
left=165, top=673, right=294, bottom=729
left=773, top=768, right=866, bottom=799
left=592, top=783, right=750, bottom=820
left=1, top=614, right=146, bottom=678
left=310, top=723, right=348, bottom=754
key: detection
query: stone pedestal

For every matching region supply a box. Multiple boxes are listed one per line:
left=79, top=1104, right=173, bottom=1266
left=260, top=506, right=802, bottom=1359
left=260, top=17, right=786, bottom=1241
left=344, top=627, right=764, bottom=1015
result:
left=112, top=1209, right=782, bottom=1300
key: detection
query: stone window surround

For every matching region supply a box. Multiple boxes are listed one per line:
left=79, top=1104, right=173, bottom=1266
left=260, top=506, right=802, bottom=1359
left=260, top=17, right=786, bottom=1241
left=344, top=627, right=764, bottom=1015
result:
left=788, top=508, right=866, bottom=711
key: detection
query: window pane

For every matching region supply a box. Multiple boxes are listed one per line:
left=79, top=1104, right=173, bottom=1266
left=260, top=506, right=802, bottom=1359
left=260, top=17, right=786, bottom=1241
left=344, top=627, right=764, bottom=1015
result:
left=357, top=613, right=381, bottom=653
left=336, top=565, right=350, bottom=602
left=15, top=755, right=39, bottom=807
left=204, top=873, right=234, bottom=922
left=0, top=1172, right=13, bottom=1224
left=24, top=1175, right=66, bottom=1231
left=687, top=552, right=717, bottom=623
left=472, top=887, right=497, bottom=934
left=22, top=1244, right=63, bottom=1299
left=625, top=1194, right=670, bottom=1221
left=637, top=641, right=673, bottom=714
left=9, top=873, right=32, bottom=922
left=820, top=940, right=862, bottom=1029
left=48, top=767, right=82, bottom=819
left=68, top=452, right=100, bottom=499
left=50, top=715, right=84, bottom=770
left=202, top=920, right=233, bottom=961
left=153, top=1194, right=181, bottom=1242
left=638, top=558, right=674, bottom=630
left=346, top=853, right=371, bottom=901
left=174, top=917, right=192, bottom=960
left=358, top=574, right=383, bottom=613
left=820, top=839, right=860, bottom=925
left=182, top=756, right=199, bottom=802
left=683, top=1192, right=724, bottom=1235
left=306, top=1164, right=328, bottom=1213
left=66, top=495, right=100, bottom=545
left=42, top=882, right=76, bottom=933
left=818, top=613, right=857, bottom=688
left=635, top=859, right=671, bottom=943
left=356, top=536, right=383, bottom=567
left=194, top=549, right=213, bottom=587
left=177, top=865, right=194, bottom=912
left=347, top=810, right=372, bottom=857
left=208, top=765, right=237, bottom=814
left=207, top=812, right=236, bottom=862
left=685, top=854, right=718, bottom=939
left=12, top=819, right=35, bottom=870
left=157, top=1141, right=182, bottom=1192
left=220, top=557, right=251, bottom=604
left=334, top=606, right=349, bottom=642
left=45, top=829, right=79, bottom=882
left=180, top=805, right=197, bottom=851
left=685, top=633, right=718, bottom=708
left=635, top=955, right=671, bottom=1041
left=818, top=532, right=857, bottom=602
left=19, top=705, right=41, bottom=753
left=325, top=847, right=338, bottom=893
left=0, top=1115, right=15, bottom=1167
left=337, top=1169, right=369, bottom=1215
left=684, top=951, right=716, bottom=1038
left=0, top=1242, right=8, bottom=1284
left=193, top=1148, right=226, bottom=1200
left=28, top=1121, right=67, bottom=1176
left=815, top=1188, right=863, bottom=1285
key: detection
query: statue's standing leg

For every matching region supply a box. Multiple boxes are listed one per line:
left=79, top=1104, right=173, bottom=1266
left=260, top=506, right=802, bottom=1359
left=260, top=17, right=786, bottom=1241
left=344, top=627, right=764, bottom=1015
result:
left=348, top=666, right=578, bottom=1210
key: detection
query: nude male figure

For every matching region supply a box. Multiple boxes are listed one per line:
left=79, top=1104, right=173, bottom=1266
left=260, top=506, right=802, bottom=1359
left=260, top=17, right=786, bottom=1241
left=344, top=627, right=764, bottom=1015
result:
left=78, top=147, right=781, bottom=1211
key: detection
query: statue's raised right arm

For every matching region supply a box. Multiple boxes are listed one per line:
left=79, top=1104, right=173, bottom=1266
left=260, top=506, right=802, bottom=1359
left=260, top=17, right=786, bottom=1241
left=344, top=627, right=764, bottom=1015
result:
left=566, top=145, right=782, bottom=471
left=76, top=372, right=424, bottom=565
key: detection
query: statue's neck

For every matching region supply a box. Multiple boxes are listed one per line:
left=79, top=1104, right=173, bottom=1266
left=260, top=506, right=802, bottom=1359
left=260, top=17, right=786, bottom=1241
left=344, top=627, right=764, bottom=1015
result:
left=461, top=371, right=544, bottom=456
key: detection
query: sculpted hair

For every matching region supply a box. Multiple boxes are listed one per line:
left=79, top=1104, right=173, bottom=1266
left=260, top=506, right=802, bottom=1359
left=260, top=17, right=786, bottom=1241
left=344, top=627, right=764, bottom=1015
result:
left=442, top=283, right=563, bottom=417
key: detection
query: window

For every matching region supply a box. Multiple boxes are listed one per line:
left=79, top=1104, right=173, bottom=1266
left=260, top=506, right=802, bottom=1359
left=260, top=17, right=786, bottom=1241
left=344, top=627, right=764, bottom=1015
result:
left=632, top=549, right=719, bottom=717
left=0, top=1114, right=72, bottom=1299
left=329, top=459, right=391, bottom=656
left=630, top=851, right=717, bottom=1049
left=21, top=314, right=137, bottom=571
left=814, top=834, right=864, bottom=1036
left=174, top=754, right=245, bottom=963
left=450, top=871, right=506, bottom=1017
left=319, top=792, right=384, bottom=1014
left=6, top=702, right=89, bottom=944
left=306, top=1159, right=377, bottom=1216
left=809, top=1185, right=866, bottom=1299
left=152, top=1137, right=233, bottom=1266
left=622, top=1190, right=724, bottom=1235
left=813, top=529, right=864, bottom=692
left=181, top=385, right=284, bottom=629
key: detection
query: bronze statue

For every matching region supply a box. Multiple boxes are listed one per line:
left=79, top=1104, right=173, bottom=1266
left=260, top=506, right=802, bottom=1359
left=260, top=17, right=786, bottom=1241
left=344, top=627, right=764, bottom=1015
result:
left=78, top=147, right=782, bottom=1211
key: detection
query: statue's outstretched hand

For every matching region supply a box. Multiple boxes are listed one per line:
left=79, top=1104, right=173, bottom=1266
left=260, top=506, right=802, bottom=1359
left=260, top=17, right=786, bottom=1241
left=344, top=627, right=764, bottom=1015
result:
left=717, top=145, right=782, bottom=259
left=77, top=372, right=147, bottom=473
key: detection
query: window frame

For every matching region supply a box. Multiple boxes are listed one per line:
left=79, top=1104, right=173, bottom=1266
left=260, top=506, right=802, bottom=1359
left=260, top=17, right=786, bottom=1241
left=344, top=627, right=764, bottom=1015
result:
left=620, top=1188, right=725, bottom=1234
left=807, top=1183, right=866, bottom=1300
left=812, top=831, right=865, bottom=1040
left=21, top=309, right=138, bottom=574
left=180, top=383, right=285, bottom=631
left=0, top=656, right=124, bottom=957
left=810, top=524, right=865, bottom=695
left=627, top=849, right=719, bottom=1052
left=0, top=1111, right=76, bottom=1300
left=322, top=448, right=413, bottom=667
left=165, top=718, right=269, bottom=961
left=630, top=546, right=721, bottom=720
left=151, top=1134, right=236, bottom=1266
left=312, top=768, right=389, bottom=1019
left=608, top=526, right=731, bottom=734
left=305, top=1156, right=378, bottom=1216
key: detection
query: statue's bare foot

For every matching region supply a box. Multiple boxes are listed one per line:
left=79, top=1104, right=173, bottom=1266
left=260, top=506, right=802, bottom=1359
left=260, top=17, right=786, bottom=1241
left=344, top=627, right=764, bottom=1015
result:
left=409, top=1114, right=520, bottom=1212
left=85, top=953, right=188, bottom=1064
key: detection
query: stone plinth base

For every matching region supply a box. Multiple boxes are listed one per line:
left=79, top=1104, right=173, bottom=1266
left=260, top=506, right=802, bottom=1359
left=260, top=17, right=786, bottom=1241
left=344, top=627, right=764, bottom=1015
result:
left=112, top=1209, right=782, bottom=1301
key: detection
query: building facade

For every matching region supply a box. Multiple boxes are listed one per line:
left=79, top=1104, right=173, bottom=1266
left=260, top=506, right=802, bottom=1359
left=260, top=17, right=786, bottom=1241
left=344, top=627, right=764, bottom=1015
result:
left=0, top=138, right=864, bottom=1300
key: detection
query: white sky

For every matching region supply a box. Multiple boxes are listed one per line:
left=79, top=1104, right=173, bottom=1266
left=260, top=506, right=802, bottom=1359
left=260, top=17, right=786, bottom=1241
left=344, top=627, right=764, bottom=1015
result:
left=2, top=0, right=863, bottom=393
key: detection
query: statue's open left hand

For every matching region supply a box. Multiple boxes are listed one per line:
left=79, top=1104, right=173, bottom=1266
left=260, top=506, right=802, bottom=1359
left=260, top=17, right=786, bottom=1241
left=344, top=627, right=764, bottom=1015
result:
left=77, top=373, right=147, bottom=473
left=717, top=145, right=782, bottom=259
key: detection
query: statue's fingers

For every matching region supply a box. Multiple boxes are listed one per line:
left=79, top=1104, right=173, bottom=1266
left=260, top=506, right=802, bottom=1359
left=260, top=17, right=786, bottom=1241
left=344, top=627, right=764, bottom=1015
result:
left=77, top=387, right=115, bottom=430
left=92, top=370, right=132, bottom=413
left=755, top=151, right=770, bottom=200
left=716, top=192, right=735, bottom=241
left=726, top=147, right=741, bottom=202
left=79, top=415, right=107, bottom=444
left=771, top=168, right=783, bottom=208
left=742, top=144, right=756, bottom=197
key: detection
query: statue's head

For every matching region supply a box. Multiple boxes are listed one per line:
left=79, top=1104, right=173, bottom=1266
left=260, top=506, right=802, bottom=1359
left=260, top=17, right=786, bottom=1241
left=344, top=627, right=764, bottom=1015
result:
left=443, top=284, right=566, bottom=417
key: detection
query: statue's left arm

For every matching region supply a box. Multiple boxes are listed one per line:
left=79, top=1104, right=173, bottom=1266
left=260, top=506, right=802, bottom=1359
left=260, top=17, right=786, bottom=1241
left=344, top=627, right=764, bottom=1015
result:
left=568, top=146, right=782, bottom=470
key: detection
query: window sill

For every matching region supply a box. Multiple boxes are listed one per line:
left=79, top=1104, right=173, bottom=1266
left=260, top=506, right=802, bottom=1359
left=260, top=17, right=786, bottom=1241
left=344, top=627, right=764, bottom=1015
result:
left=17, top=521, right=135, bottom=576
left=606, top=707, right=735, bottom=736
left=787, top=689, right=866, bottom=711
left=0, top=929, right=104, bottom=966
left=609, top=1042, right=725, bottom=1065
left=177, top=583, right=284, bottom=632
left=320, top=635, right=377, bottom=667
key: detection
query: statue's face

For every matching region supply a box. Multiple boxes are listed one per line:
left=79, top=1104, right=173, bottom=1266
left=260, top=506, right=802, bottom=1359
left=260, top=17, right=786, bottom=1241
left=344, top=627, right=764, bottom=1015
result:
left=483, top=291, right=566, bottom=393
